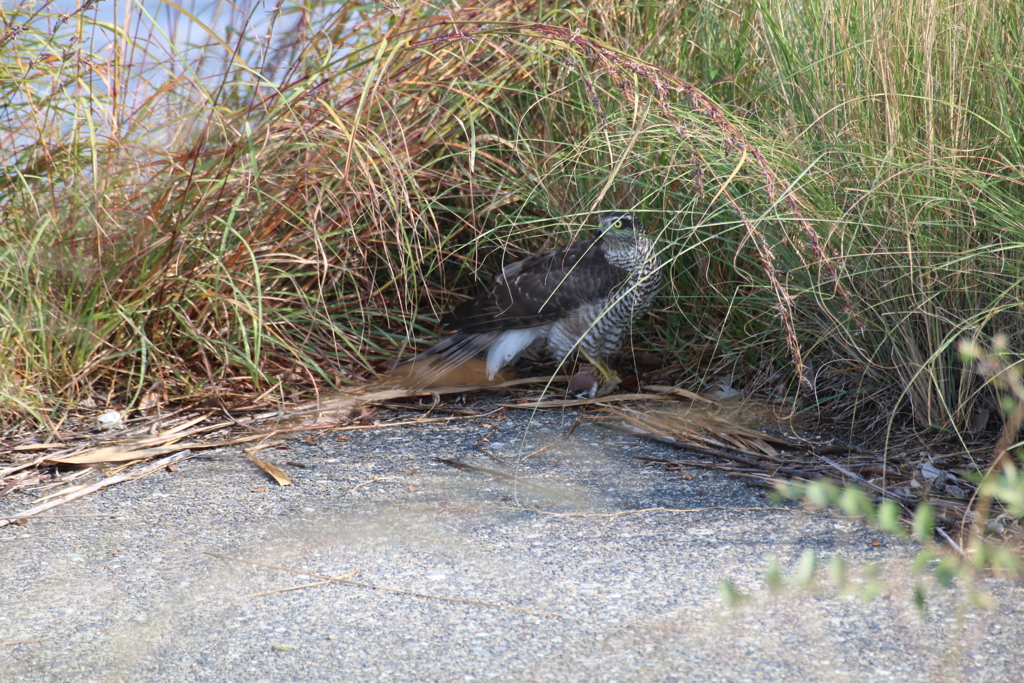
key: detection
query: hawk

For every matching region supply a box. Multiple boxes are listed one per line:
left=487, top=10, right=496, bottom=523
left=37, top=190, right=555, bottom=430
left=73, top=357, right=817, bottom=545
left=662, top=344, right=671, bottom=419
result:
left=409, top=212, right=662, bottom=395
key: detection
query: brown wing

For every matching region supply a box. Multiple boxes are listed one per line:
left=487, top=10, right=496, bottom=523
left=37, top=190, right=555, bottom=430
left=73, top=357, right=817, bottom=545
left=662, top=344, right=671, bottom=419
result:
left=441, top=236, right=630, bottom=334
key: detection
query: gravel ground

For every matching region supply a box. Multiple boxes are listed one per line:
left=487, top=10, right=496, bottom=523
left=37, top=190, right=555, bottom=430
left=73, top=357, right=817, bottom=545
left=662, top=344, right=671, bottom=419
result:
left=1, top=404, right=1022, bottom=682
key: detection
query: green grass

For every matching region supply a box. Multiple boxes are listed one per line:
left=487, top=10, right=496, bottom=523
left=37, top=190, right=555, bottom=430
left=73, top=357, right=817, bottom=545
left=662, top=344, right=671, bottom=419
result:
left=2, top=0, right=1024, bottom=449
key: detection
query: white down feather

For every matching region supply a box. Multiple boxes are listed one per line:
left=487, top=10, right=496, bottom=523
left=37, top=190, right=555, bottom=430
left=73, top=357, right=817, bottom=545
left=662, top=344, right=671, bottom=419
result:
left=485, top=326, right=551, bottom=379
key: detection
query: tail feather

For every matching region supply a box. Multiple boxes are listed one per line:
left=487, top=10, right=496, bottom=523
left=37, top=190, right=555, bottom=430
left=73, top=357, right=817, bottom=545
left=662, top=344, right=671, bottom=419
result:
left=398, top=326, right=551, bottom=389
left=399, top=331, right=502, bottom=388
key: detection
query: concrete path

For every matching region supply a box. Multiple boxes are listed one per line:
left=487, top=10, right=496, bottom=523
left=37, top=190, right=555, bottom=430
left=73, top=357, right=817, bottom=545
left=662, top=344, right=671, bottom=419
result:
left=2, top=407, right=1021, bottom=681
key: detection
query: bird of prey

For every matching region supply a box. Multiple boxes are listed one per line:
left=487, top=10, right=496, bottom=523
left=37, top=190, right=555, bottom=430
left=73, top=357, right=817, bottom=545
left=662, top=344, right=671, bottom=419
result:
left=408, top=212, right=662, bottom=395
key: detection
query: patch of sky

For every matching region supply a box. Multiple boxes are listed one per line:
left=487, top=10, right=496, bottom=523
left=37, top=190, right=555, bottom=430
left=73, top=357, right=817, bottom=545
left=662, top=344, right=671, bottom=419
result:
left=2, top=0, right=377, bottom=161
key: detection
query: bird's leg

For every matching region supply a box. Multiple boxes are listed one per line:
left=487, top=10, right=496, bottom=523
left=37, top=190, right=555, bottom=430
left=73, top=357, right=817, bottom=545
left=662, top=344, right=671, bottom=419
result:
left=578, top=350, right=620, bottom=397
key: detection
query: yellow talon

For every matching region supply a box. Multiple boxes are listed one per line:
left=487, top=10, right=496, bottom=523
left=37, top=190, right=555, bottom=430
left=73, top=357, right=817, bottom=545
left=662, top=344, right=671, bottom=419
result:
left=579, top=350, right=621, bottom=397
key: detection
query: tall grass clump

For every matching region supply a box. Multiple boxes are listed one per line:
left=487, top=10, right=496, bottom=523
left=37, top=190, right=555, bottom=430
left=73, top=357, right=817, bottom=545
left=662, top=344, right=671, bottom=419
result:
left=599, top=0, right=1024, bottom=439
left=682, top=0, right=1024, bottom=437
left=754, top=0, right=1024, bottom=439
left=2, top=0, right=1024, bottom=455
left=0, top=0, right=817, bottom=430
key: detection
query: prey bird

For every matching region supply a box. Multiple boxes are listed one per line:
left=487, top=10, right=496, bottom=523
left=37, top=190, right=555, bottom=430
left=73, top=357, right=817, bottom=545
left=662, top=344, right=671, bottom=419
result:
left=408, top=212, right=662, bottom=396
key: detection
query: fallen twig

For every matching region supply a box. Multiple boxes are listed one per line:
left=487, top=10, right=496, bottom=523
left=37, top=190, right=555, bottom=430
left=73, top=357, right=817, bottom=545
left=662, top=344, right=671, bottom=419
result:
left=0, top=450, right=195, bottom=528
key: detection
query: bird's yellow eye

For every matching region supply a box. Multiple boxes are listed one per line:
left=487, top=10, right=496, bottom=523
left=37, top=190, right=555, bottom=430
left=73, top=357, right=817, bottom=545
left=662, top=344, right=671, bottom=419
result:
left=613, top=219, right=622, bottom=228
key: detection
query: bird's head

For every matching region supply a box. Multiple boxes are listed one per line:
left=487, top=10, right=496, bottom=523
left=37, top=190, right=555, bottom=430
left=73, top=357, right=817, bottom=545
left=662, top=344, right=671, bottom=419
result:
left=596, top=212, right=643, bottom=236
